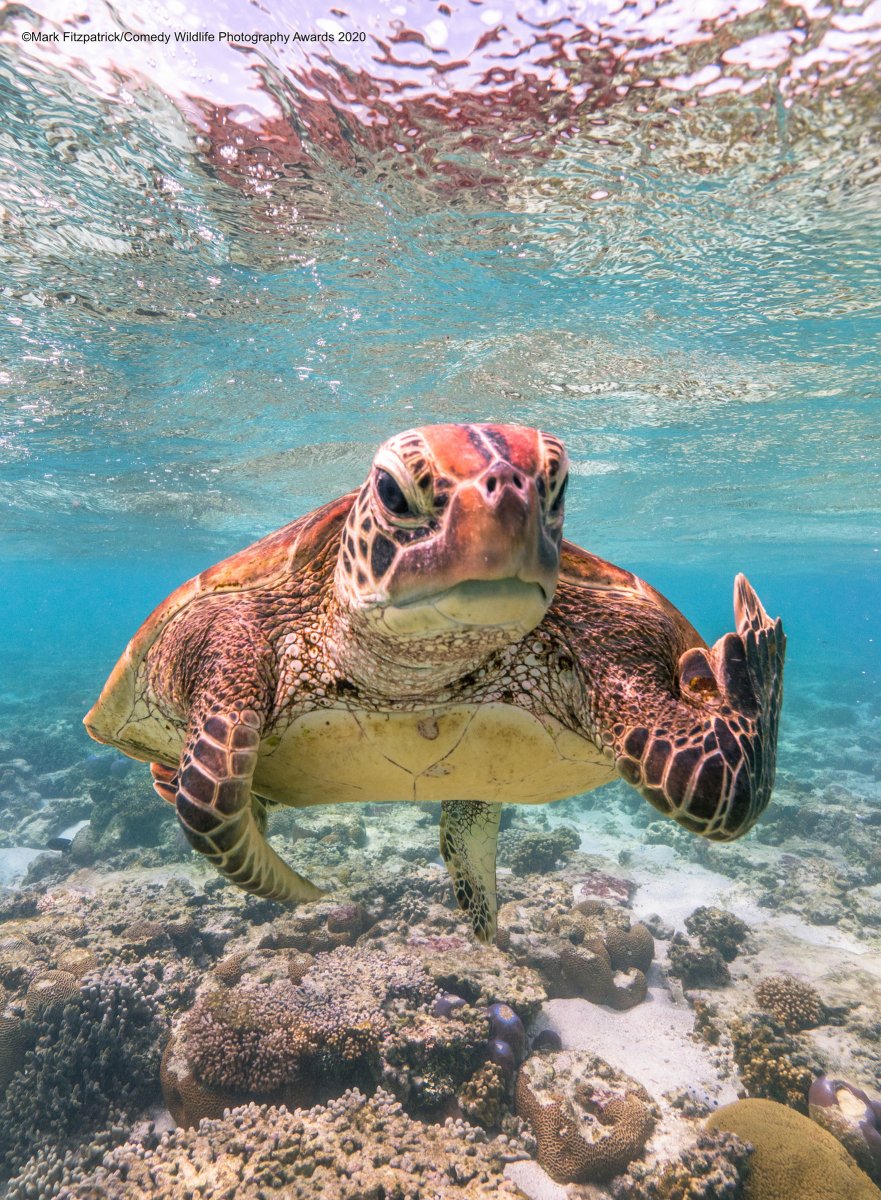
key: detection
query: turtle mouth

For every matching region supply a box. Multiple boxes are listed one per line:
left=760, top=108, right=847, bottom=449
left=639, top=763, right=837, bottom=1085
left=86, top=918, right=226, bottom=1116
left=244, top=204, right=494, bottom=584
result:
left=376, top=578, right=551, bottom=638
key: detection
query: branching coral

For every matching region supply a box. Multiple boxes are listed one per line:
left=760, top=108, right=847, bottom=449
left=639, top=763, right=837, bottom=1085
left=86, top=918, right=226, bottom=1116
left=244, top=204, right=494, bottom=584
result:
left=62, top=1088, right=531, bottom=1199
left=729, top=1012, right=814, bottom=1112
left=0, top=963, right=165, bottom=1173
left=754, top=974, right=824, bottom=1032
left=459, top=1062, right=507, bottom=1128
left=165, top=946, right=491, bottom=1124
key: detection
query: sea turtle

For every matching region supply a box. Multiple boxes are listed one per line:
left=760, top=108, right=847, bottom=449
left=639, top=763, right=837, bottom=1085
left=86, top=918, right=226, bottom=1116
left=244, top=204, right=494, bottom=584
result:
left=85, top=424, right=785, bottom=942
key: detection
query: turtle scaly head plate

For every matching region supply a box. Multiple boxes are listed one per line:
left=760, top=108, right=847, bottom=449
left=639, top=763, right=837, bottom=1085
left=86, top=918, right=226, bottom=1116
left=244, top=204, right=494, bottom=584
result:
left=333, top=424, right=568, bottom=664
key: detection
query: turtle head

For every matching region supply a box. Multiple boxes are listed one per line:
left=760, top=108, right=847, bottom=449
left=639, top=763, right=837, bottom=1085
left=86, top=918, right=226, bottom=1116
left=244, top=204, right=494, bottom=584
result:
left=334, top=424, right=568, bottom=663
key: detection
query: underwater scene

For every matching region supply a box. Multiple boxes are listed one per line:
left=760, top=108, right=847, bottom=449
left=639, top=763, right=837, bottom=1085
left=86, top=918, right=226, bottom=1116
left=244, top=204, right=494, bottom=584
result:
left=1, top=0, right=880, bottom=1196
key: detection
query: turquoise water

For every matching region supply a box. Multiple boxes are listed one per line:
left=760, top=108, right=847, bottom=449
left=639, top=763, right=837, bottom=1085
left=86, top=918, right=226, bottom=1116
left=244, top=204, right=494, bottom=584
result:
left=0, top=0, right=880, bottom=1193
left=2, top=3, right=879, bottom=757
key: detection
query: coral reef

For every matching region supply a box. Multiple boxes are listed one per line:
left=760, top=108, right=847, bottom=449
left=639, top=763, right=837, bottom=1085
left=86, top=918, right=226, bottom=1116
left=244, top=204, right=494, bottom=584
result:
left=708, top=1098, right=881, bottom=1199
left=2, top=681, right=880, bottom=1200
left=514, top=1049, right=654, bottom=1184
left=499, top=825, right=580, bottom=875
left=611, top=1130, right=752, bottom=1199
left=754, top=974, right=824, bottom=1032
left=496, top=891, right=653, bottom=1010
left=61, top=1089, right=531, bottom=1199
left=667, top=933, right=731, bottom=989
left=0, top=963, right=165, bottom=1173
left=459, top=1062, right=507, bottom=1128
left=729, top=1012, right=814, bottom=1112
left=684, top=907, right=751, bottom=962
left=809, top=1075, right=881, bottom=1184
left=162, top=945, right=494, bottom=1124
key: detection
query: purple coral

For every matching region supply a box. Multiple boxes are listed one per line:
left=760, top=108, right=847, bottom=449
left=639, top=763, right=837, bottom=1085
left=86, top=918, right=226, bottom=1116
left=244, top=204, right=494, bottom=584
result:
left=487, top=1002, right=526, bottom=1062
left=432, top=992, right=467, bottom=1017
left=809, top=1075, right=881, bottom=1180
left=487, top=1038, right=516, bottom=1081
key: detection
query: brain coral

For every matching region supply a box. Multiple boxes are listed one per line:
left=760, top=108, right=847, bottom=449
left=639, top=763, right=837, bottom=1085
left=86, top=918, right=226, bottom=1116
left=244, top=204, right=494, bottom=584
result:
left=605, top=922, right=655, bottom=974
left=0, top=1011, right=28, bottom=1094
left=25, top=970, right=80, bottom=1018
left=559, top=944, right=648, bottom=1010
left=754, top=975, right=824, bottom=1032
left=707, top=1098, right=881, bottom=1200
left=54, top=947, right=98, bottom=979
left=515, top=1049, right=654, bottom=1184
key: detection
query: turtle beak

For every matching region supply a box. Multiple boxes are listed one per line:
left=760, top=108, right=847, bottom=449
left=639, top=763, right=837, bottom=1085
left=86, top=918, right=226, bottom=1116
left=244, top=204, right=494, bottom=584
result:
left=387, top=461, right=560, bottom=607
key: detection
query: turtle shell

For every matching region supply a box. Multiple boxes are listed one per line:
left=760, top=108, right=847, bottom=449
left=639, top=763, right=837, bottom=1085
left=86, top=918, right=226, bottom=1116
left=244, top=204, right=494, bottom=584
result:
left=84, top=492, right=355, bottom=751
left=558, top=541, right=705, bottom=651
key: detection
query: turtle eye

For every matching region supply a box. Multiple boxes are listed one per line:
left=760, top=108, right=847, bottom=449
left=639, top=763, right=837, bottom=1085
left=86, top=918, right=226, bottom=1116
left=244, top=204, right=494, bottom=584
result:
left=550, top=473, right=568, bottom=515
left=375, top=469, right=413, bottom=517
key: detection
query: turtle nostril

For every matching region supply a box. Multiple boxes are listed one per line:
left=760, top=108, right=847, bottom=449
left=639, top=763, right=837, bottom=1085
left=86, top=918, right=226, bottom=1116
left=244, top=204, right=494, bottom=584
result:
left=486, top=476, right=497, bottom=494
left=512, top=473, right=523, bottom=489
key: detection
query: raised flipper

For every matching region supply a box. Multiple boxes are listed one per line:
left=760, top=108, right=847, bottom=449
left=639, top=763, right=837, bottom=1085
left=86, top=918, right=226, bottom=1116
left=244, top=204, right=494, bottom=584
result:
left=440, top=800, right=502, bottom=943
left=612, top=574, right=785, bottom=841
left=175, top=704, right=324, bottom=903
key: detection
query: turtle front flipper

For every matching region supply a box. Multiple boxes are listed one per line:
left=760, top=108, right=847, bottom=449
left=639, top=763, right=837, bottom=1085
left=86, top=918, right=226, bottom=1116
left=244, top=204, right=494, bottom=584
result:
left=176, top=705, right=324, bottom=903
left=613, top=574, right=785, bottom=841
left=440, top=800, right=501, bottom=943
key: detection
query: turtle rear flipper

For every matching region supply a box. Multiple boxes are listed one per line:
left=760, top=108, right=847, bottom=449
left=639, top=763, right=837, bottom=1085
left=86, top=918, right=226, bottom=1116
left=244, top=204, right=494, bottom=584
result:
left=440, top=799, right=501, bottom=944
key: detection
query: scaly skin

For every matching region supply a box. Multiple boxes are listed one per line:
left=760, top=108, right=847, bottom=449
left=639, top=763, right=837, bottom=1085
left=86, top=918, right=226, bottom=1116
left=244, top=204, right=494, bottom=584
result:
left=87, top=424, right=785, bottom=942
